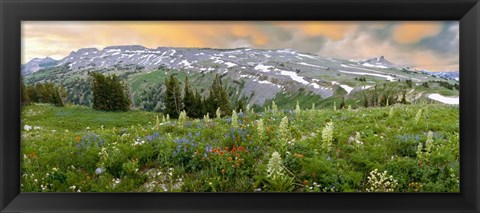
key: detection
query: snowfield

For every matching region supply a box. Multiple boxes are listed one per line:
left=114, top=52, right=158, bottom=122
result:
left=254, top=64, right=274, bottom=72
left=331, top=81, right=354, bottom=94
left=339, top=70, right=395, bottom=81
left=224, top=62, right=237, bottom=68
left=428, top=94, right=459, bottom=105
left=362, top=63, right=388, bottom=69
left=257, top=80, right=282, bottom=88
left=297, top=53, right=318, bottom=60
left=298, top=62, right=326, bottom=69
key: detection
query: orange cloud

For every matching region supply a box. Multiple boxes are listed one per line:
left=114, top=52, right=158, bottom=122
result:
left=231, top=24, right=268, bottom=46
left=274, top=21, right=357, bottom=41
left=392, top=22, right=442, bottom=44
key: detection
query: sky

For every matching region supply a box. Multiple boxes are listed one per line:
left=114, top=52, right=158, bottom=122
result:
left=22, top=21, right=459, bottom=72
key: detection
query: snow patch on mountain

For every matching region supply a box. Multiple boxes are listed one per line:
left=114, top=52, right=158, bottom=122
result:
left=298, top=62, right=326, bottom=69
left=331, top=81, right=354, bottom=94
left=179, top=60, right=193, bottom=68
left=428, top=94, right=459, bottom=105
left=254, top=64, right=274, bottom=72
left=339, top=70, right=395, bottom=81
left=362, top=63, right=388, bottom=69
left=224, top=62, right=237, bottom=68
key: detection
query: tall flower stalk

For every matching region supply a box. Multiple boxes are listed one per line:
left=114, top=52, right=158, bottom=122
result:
left=231, top=110, right=238, bottom=128
left=322, top=121, right=334, bottom=152
left=265, top=151, right=294, bottom=192
left=415, top=109, right=422, bottom=124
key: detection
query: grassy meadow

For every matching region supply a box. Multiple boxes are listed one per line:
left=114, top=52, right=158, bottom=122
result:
left=21, top=103, right=459, bottom=192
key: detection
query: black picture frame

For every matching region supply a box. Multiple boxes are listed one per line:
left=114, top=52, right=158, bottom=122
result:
left=1, top=0, right=479, bottom=212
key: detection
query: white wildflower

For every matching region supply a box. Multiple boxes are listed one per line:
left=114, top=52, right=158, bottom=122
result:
left=231, top=110, right=238, bottom=128
left=216, top=107, right=221, bottom=119
left=278, top=116, right=289, bottom=142
left=354, top=131, right=363, bottom=145
left=267, top=152, right=285, bottom=179
left=257, top=119, right=265, bottom=138
left=415, top=109, right=422, bottom=124
left=295, top=100, right=301, bottom=115
left=425, top=131, right=434, bottom=153
left=366, top=169, right=398, bottom=192
left=388, top=107, right=394, bottom=118
left=271, top=101, right=278, bottom=113
left=322, top=121, right=334, bottom=152
left=178, top=110, right=188, bottom=126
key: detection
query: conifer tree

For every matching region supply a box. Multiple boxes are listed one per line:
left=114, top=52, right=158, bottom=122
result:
left=89, top=72, right=130, bottom=111
left=194, top=89, right=205, bottom=118
left=51, top=89, right=64, bottom=107
left=206, top=74, right=232, bottom=117
left=164, top=75, right=183, bottom=118
left=364, top=93, right=369, bottom=108
left=236, top=99, right=245, bottom=113
left=214, top=74, right=232, bottom=116
left=20, top=76, right=30, bottom=106
left=339, top=97, right=346, bottom=109
left=25, top=82, right=65, bottom=107
left=205, top=89, right=215, bottom=116
left=182, top=76, right=196, bottom=117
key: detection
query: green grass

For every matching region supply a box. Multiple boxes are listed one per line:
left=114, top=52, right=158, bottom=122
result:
left=20, top=103, right=459, bottom=192
left=22, top=104, right=159, bottom=133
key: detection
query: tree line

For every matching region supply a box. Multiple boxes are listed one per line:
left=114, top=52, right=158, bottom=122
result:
left=21, top=72, right=242, bottom=119
left=164, top=74, right=238, bottom=119
left=22, top=78, right=66, bottom=107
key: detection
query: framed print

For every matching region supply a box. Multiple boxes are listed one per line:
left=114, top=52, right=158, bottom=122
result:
left=1, top=0, right=479, bottom=212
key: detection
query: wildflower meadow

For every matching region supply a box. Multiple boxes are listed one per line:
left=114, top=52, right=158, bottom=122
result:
left=20, top=102, right=459, bottom=192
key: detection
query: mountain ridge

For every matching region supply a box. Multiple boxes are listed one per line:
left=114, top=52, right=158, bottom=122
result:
left=22, top=45, right=460, bottom=108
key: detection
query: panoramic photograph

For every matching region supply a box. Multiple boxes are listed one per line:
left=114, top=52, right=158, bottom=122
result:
left=20, top=21, right=459, bottom=192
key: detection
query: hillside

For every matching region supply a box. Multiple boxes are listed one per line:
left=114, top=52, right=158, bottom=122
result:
left=22, top=45, right=460, bottom=111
